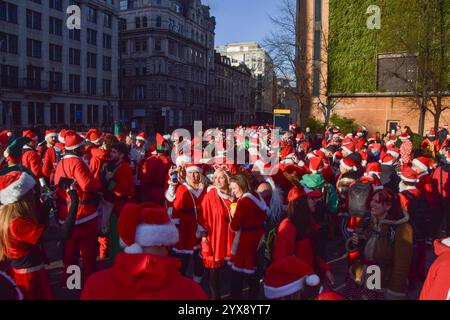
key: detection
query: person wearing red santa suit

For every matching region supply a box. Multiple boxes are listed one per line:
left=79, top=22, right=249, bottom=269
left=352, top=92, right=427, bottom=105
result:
left=397, top=167, right=428, bottom=286
left=81, top=202, right=208, bottom=300
left=228, top=173, right=267, bottom=299
left=21, top=130, right=46, bottom=190
left=273, top=188, right=335, bottom=286
left=166, top=162, right=206, bottom=283
left=419, top=237, right=450, bottom=300
left=84, top=129, right=108, bottom=180
left=0, top=171, right=79, bottom=300
left=54, top=132, right=103, bottom=283
left=198, top=167, right=234, bottom=299
left=432, top=152, right=450, bottom=236
left=41, top=130, right=60, bottom=185
left=101, top=142, right=135, bottom=260
left=308, top=156, right=335, bottom=185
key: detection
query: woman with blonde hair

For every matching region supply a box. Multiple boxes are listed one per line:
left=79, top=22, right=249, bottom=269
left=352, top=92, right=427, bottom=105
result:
left=199, top=166, right=234, bottom=299
left=0, top=171, right=78, bottom=299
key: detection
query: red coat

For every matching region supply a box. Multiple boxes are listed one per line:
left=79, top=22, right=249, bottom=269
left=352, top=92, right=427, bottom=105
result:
left=80, top=253, right=208, bottom=300
left=229, top=193, right=267, bottom=273
left=431, top=165, right=450, bottom=200
left=105, top=160, right=135, bottom=216
left=199, top=187, right=234, bottom=269
left=419, top=238, right=450, bottom=300
left=139, top=154, right=172, bottom=204
left=88, top=147, right=109, bottom=180
left=54, top=155, right=102, bottom=223
left=21, top=146, right=42, bottom=179
left=273, top=218, right=331, bottom=276
left=42, top=145, right=58, bottom=182
left=398, top=187, right=421, bottom=213
left=172, top=183, right=207, bottom=253
left=417, top=173, right=439, bottom=209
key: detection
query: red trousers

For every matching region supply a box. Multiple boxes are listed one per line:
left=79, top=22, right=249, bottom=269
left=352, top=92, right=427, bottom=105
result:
left=63, top=219, right=98, bottom=284
left=11, top=268, right=53, bottom=300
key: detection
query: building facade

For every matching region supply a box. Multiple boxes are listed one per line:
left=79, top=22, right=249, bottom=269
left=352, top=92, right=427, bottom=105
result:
left=0, top=0, right=119, bottom=133
left=297, top=0, right=450, bottom=133
left=118, top=0, right=215, bottom=133
left=211, top=51, right=254, bottom=127
left=217, top=42, right=276, bottom=125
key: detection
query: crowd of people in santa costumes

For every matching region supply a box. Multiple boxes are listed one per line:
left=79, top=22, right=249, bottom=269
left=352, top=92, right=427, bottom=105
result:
left=0, top=121, right=449, bottom=300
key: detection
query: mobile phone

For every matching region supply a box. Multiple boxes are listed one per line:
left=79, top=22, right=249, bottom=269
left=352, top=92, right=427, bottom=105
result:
left=171, top=172, right=178, bottom=183
left=59, top=177, right=75, bottom=189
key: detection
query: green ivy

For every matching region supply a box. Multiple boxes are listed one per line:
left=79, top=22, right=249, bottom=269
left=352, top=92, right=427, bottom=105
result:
left=328, top=0, right=389, bottom=93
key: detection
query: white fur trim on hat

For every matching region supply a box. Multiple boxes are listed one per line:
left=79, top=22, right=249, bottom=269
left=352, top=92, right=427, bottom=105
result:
left=0, top=172, right=36, bottom=205
left=412, top=159, right=428, bottom=172
left=387, top=150, right=400, bottom=159
left=90, top=133, right=105, bottom=144
left=65, top=141, right=85, bottom=151
left=176, top=155, right=192, bottom=167
left=136, top=136, right=147, bottom=143
left=45, top=133, right=58, bottom=140
left=400, top=175, right=418, bottom=183
left=340, top=159, right=357, bottom=171
left=264, top=276, right=307, bottom=299
left=185, top=165, right=202, bottom=173
left=442, top=237, right=450, bottom=247
left=134, top=222, right=179, bottom=247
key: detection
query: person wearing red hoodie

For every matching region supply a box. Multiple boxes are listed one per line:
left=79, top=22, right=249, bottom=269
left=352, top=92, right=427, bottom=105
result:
left=80, top=202, right=207, bottom=300
left=419, top=237, right=450, bottom=300
left=54, top=132, right=103, bottom=283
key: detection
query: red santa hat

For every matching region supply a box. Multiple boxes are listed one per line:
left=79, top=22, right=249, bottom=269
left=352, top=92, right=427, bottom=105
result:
left=22, top=130, right=38, bottom=141
left=333, top=151, right=343, bottom=162
left=386, top=135, right=398, bottom=146
left=148, top=144, right=157, bottom=155
left=379, top=153, right=395, bottom=165
left=118, top=202, right=179, bottom=254
left=412, top=157, right=433, bottom=172
left=368, top=134, right=377, bottom=142
left=44, top=130, right=58, bottom=140
left=263, top=256, right=315, bottom=299
left=64, top=132, right=85, bottom=151
left=281, top=146, right=295, bottom=161
left=0, top=131, right=10, bottom=147
left=340, top=158, right=358, bottom=171
left=342, top=143, right=356, bottom=154
left=365, top=162, right=382, bottom=178
left=175, top=155, right=192, bottom=167
left=345, top=133, right=353, bottom=139
left=342, top=137, right=353, bottom=146
left=400, top=167, right=419, bottom=183
left=136, top=132, right=148, bottom=144
left=427, top=129, right=435, bottom=137
left=58, top=129, right=69, bottom=144
left=356, top=130, right=364, bottom=137
left=86, top=129, right=104, bottom=144
left=0, top=171, right=36, bottom=205
left=185, top=163, right=203, bottom=174
left=368, top=143, right=382, bottom=151
left=287, top=186, right=307, bottom=203
left=313, top=149, right=328, bottom=162
left=386, top=146, right=400, bottom=160
left=447, top=151, right=450, bottom=164
left=296, top=133, right=304, bottom=141
left=309, top=157, right=324, bottom=174
left=399, top=132, right=410, bottom=140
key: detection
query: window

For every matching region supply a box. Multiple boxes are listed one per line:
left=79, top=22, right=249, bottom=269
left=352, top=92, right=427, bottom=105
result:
left=155, top=38, right=161, bottom=51
left=168, top=40, right=176, bottom=55
left=26, top=10, right=41, bottom=30
left=313, top=30, right=321, bottom=61
left=87, top=29, right=97, bottom=45
left=142, top=16, right=148, bottom=28
left=70, top=104, right=83, bottom=124
left=135, top=40, right=140, bottom=52
left=134, top=85, right=145, bottom=99
left=156, top=16, right=162, bottom=27
left=69, top=48, right=80, bottom=65
left=312, top=66, right=320, bottom=96
left=119, top=18, right=127, bottom=30
left=0, top=32, right=18, bottom=54
left=0, top=64, right=18, bottom=88
left=170, top=85, right=177, bottom=101
left=27, top=39, right=42, bottom=58
left=69, top=29, right=80, bottom=41
left=87, top=105, right=99, bottom=124
left=87, top=52, right=97, bottom=69
left=29, top=0, right=42, bottom=3
left=119, top=0, right=128, bottom=11
left=121, top=41, right=127, bottom=53
left=175, top=3, right=182, bottom=14
left=50, top=103, right=65, bottom=124
left=49, top=71, right=62, bottom=91
left=103, top=33, right=112, bottom=49
left=314, top=0, right=322, bottom=22
left=28, top=102, right=44, bottom=125
left=103, top=56, right=112, bottom=71
left=0, top=2, right=18, bottom=24
left=49, top=0, right=63, bottom=11
left=69, top=74, right=80, bottom=93
left=49, top=44, right=62, bottom=62
left=377, top=53, right=417, bottom=92
left=135, top=16, right=141, bottom=28
left=49, top=17, right=63, bottom=36
left=142, top=40, right=147, bottom=51
left=87, top=77, right=97, bottom=94
left=87, top=6, right=97, bottom=23
left=102, top=79, right=111, bottom=96
left=104, top=12, right=112, bottom=28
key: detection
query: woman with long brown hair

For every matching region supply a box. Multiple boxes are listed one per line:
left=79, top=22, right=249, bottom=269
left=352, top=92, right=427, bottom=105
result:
left=228, top=172, right=267, bottom=299
left=0, top=171, right=78, bottom=300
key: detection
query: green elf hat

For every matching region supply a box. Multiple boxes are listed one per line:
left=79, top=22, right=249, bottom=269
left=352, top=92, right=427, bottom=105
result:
left=156, top=133, right=165, bottom=152
left=3, top=137, right=31, bottom=163
left=114, top=121, right=126, bottom=141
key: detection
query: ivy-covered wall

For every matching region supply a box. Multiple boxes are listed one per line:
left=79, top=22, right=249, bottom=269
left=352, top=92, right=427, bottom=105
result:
left=328, top=0, right=389, bottom=94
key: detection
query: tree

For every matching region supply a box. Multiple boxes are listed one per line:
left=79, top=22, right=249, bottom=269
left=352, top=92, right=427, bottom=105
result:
left=380, top=0, right=450, bottom=135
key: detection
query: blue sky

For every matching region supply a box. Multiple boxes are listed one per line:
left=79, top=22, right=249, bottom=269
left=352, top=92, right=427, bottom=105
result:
left=203, top=0, right=282, bottom=46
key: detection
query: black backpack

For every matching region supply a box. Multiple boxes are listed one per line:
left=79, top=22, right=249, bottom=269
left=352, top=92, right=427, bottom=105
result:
left=348, top=181, right=373, bottom=217
left=401, top=191, right=431, bottom=240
